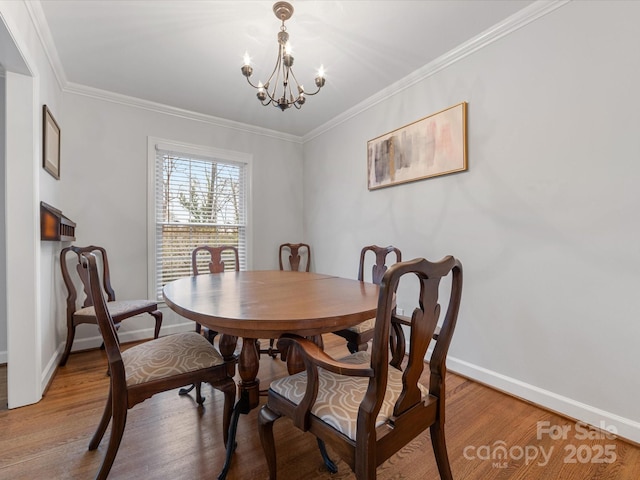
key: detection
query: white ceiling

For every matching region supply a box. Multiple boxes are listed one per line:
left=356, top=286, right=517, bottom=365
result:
left=36, top=0, right=534, bottom=137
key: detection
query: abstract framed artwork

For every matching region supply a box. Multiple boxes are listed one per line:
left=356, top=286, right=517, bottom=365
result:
left=367, top=102, right=467, bottom=190
left=43, top=105, right=61, bottom=179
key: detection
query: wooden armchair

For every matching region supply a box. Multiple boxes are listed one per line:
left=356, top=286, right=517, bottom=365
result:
left=82, top=253, right=236, bottom=480
left=279, top=243, right=311, bottom=272
left=332, top=245, right=401, bottom=353
left=59, top=245, right=163, bottom=366
left=259, top=256, right=463, bottom=480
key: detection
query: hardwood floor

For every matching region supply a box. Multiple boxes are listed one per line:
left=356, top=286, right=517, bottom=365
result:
left=0, top=336, right=638, bottom=479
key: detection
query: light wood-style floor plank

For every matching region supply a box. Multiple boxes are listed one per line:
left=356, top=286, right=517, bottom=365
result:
left=0, top=336, right=638, bottom=479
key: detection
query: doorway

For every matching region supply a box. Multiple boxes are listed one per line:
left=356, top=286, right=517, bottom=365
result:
left=1, top=13, right=42, bottom=409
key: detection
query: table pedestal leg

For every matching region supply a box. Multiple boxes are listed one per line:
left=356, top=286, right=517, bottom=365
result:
left=285, top=334, right=324, bottom=375
left=238, top=336, right=260, bottom=408
left=219, top=334, right=239, bottom=377
left=217, top=337, right=260, bottom=480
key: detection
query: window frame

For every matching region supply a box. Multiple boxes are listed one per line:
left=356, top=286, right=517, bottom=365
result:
left=147, top=137, right=253, bottom=302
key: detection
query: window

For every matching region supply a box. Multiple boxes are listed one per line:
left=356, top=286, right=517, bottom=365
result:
left=149, top=139, right=251, bottom=301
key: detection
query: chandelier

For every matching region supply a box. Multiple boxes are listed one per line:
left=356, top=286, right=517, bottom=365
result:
left=241, top=1, right=325, bottom=111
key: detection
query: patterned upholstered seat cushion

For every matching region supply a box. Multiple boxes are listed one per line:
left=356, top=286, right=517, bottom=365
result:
left=121, top=332, right=225, bottom=387
left=345, top=317, right=375, bottom=333
left=269, top=351, right=429, bottom=440
left=74, top=299, right=157, bottom=320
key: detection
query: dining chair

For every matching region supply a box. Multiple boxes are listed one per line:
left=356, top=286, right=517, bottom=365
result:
left=332, top=245, right=401, bottom=353
left=258, top=256, right=463, bottom=480
left=82, top=252, right=236, bottom=480
left=179, top=245, right=240, bottom=396
left=59, top=245, right=163, bottom=366
left=278, top=243, right=311, bottom=272
left=260, top=242, right=312, bottom=360
left=191, top=245, right=240, bottom=342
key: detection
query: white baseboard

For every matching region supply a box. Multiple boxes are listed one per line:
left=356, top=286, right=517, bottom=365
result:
left=62, top=321, right=194, bottom=354
left=0, top=350, right=6, bottom=364
left=447, top=355, right=640, bottom=445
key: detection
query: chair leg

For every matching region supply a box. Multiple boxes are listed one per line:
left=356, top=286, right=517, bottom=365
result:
left=59, top=323, right=77, bottom=366
left=89, top=387, right=113, bottom=450
left=217, top=397, right=244, bottom=480
left=195, top=382, right=205, bottom=405
left=207, top=329, right=218, bottom=344
left=430, top=420, right=453, bottom=480
left=219, top=380, right=236, bottom=446
left=317, top=438, right=338, bottom=473
left=258, top=405, right=281, bottom=480
left=347, top=340, right=368, bottom=354
left=150, top=310, right=163, bottom=339
left=179, top=384, right=196, bottom=396
left=94, top=397, right=128, bottom=480
left=268, top=338, right=279, bottom=358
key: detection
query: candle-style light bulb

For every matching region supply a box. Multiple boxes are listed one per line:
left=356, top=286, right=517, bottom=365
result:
left=241, top=51, right=253, bottom=77
left=315, top=64, right=326, bottom=88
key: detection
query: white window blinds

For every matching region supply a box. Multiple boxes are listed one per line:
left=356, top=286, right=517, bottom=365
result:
left=153, top=147, right=247, bottom=300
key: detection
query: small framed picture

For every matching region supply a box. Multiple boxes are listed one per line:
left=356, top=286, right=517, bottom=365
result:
left=43, top=105, right=61, bottom=179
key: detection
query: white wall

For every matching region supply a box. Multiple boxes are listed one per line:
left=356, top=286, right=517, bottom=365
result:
left=303, top=1, right=640, bottom=442
left=58, top=92, right=304, bottom=350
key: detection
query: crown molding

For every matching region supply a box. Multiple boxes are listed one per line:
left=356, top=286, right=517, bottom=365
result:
left=25, top=0, right=67, bottom=91
left=303, top=0, right=571, bottom=143
left=64, top=81, right=303, bottom=144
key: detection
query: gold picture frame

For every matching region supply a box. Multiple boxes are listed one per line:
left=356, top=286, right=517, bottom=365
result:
left=43, top=105, right=61, bottom=179
left=367, top=102, right=467, bottom=190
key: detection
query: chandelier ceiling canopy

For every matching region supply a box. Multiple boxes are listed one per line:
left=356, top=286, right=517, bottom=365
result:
left=241, top=1, right=325, bottom=111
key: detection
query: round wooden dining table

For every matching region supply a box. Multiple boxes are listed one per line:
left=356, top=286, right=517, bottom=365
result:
left=163, top=270, right=379, bottom=479
left=163, top=270, right=379, bottom=408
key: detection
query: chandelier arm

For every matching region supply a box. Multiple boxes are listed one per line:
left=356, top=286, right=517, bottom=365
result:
left=301, top=86, right=322, bottom=96
left=264, top=45, right=285, bottom=103
left=243, top=76, right=265, bottom=90
left=267, top=65, right=282, bottom=103
left=288, top=68, right=302, bottom=93
left=263, top=44, right=284, bottom=91
left=288, top=67, right=322, bottom=97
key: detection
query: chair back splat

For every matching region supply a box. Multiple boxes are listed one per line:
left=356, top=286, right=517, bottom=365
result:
left=278, top=243, right=311, bottom=272
left=192, top=245, right=240, bottom=275
left=259, top=256, right=463, bottom=480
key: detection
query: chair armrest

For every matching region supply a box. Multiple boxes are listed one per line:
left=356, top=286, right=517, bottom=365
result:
left=276, top=334, right=374, bottom=431
left=278, top=334, right=374, bottom=378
